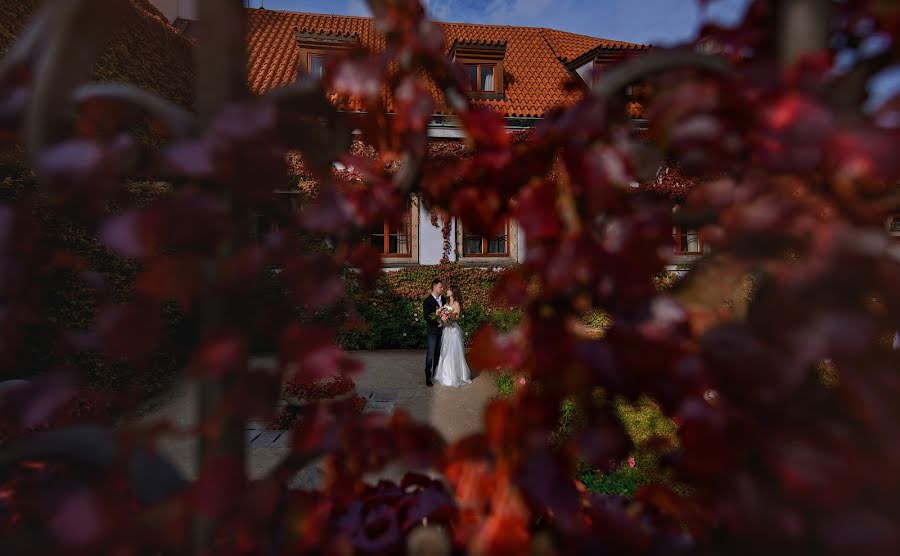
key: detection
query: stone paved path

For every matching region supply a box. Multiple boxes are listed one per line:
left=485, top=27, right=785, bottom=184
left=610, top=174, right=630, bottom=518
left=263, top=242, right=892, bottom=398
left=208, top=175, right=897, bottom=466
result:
left=130, top=350, right=496, bottom=488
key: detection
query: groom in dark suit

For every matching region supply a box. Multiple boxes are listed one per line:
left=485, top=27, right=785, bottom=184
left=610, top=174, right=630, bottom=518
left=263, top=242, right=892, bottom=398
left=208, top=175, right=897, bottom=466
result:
left=422, top=278, right=445, bottom=387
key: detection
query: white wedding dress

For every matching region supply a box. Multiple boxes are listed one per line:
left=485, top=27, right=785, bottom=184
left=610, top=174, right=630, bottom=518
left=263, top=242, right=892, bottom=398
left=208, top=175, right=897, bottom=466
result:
left=433, top=312, right=472, bottom=388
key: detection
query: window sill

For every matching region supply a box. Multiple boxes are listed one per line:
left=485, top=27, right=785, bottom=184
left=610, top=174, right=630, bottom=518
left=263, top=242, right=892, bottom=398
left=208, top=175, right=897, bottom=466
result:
left=380, top=258, right=420, bottom=267
left=670, top=253, right=706, bottom=265
left=457, top=257, right=517, bottom=268
left=469, top=92, right=505, bottom=101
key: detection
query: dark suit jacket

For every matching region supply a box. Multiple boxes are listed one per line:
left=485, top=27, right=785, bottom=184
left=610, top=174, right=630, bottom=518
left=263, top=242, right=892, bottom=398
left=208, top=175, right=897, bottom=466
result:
left=423, top=294, right=445, bottom=334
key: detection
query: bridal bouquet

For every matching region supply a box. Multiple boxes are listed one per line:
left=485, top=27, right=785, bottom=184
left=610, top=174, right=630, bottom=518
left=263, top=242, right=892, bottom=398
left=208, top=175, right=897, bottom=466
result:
left=436, top=306, right=452, bottom=326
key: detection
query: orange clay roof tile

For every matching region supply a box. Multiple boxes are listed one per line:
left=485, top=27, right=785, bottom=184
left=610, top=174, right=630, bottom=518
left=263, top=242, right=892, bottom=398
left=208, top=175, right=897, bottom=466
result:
left=245, top=8, right=647, bottom=118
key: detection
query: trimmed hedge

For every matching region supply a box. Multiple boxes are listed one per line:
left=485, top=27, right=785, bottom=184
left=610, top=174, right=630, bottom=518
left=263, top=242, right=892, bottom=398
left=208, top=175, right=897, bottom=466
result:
left=320, top=266, right=683, bottom=350
left=307, top=263, right=521, bottom=351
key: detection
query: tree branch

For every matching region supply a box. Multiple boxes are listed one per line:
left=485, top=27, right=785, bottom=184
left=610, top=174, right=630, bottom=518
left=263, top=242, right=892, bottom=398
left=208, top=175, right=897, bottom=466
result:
left=776, top=0, right=831, bottom=67
left=24, top=0, right=129, bottom=164
left=590, top=49, right=733, bottom=100
left=72, top=82, right=197, bottom=138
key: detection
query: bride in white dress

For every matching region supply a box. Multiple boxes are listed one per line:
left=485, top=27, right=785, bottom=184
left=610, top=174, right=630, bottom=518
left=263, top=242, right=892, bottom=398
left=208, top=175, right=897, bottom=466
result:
left=433, top=285, right=473, bottom=387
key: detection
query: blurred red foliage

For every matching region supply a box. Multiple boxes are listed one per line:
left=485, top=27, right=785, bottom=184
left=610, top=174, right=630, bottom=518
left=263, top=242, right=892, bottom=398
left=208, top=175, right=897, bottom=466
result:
left=1, top=0, right=899, bottom=555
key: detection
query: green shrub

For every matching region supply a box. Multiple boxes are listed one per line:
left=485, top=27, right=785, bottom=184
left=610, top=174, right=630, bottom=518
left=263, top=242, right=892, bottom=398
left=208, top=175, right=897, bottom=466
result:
left=493, top=379, right=682, bottom=497
left=491, top=308, right=522, bottom=333
left=331, top=299, right=517, bottom=350
left=306, top=263, right=521, bottom=351
left=494, top=372, right=515, bottom=398
left=582, top=310, right=612, bottom=330
left=580, top=397, right=682, bottom=496
left=578, top=461, right=640, bottom=497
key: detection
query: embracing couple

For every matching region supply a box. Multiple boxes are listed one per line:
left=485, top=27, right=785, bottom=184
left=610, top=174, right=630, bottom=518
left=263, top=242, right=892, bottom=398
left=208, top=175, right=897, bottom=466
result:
left=422, top=278, right=473, bottom=388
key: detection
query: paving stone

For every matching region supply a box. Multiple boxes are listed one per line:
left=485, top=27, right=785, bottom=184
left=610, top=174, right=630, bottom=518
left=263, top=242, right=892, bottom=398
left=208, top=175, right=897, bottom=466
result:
left=364, top=400, right=396, bottom=414
left=134, top=350, right=498, bottom=482
left=251, top=431, right=284, bottom=445
left=371, top=391, right=397, bottom=402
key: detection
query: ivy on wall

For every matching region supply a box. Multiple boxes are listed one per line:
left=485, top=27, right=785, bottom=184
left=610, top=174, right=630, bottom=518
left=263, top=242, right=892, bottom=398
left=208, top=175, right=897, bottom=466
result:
left=429, top=207, right=453, bottom=264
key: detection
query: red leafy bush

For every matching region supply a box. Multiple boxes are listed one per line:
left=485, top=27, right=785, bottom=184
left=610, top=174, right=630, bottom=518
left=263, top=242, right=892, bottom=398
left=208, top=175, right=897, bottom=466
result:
left=283, top=373, right=356, bottom=402
left=269, top=395, right=367, bottom=431
left=1, top=0, right=900, bottom=555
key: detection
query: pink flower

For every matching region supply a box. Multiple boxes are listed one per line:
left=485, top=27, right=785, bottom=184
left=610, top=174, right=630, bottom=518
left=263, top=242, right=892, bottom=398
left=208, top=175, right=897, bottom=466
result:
left=627, top=456, right=636, bottom=468
left=518, top=377, right=526, bottom=385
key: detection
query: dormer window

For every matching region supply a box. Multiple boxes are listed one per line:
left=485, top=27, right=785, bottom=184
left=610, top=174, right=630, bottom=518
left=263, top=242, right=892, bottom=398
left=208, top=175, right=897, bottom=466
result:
left=465, top=63, right=496, bottom=92
left=308, top=53, right=326, bottom=78
left=889, top=214, right=900, bottom=236
left=450, top=40, right=506, bottom=98
left=295, top=28, right=360, bottom=77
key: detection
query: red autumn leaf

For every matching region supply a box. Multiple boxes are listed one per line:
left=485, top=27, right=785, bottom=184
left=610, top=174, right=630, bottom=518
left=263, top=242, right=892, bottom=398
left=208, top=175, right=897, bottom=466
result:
left=754, top=93, right=835, bottom=173
left=279, top=324, right=361, bottom=383
left=135, top=255, right=205, bottom=308
left=191, top=330, right=247, bottom=378
left=459, top=109, right=510, bottom=151
left=393, top=76, right=434, bottom=136
left=467, top=326, right=524, bottom=372
left=96, top=302, right=164, bottom=361
left=348, top=244, right=384, bottom=290
left=515, top=447, right=581, bottom=518
left=329, top=54, right=388, bottom=105
left=281, top=254, right=346, bottom=309
left=516, top=179, right=563, bottom=239
left=636, top=484, right=715, bottom=537
left=483, top=399, right=519, bottom=449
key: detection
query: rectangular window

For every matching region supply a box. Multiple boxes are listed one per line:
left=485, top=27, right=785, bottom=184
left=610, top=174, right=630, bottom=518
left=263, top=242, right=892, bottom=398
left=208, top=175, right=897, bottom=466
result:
left=672, top=205, right=704, bottom=255
left=673, top=228, right=702, bottom=254
left=308, top=53, right=325, bottom=77
left=464, top=63, right=496, bottom=92
left=890, top=215, right=900, bottom=234
left=463, top=220, right=508, bottom=256
left=369, top=210, right=412, bottom=256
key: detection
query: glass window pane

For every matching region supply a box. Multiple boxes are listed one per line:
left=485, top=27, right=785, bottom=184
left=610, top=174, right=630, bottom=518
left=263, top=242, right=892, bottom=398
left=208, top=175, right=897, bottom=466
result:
left=388, top=233, right=410, bottom=255
left=480, top=64, right=495, bottom=92
left=487, top=233, right=506, bottom=254
left=464, top=235, right=483, bottom=255
left=465, top=64, right=478, bottom=91
left=677, top=230, right=700, bottom=253
left=370, top=233, right=385, bottom=253
left=309, top=55, right=325, bottom=77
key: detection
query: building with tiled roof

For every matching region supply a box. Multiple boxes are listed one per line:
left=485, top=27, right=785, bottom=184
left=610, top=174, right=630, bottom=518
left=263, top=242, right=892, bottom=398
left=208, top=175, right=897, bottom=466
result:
left=243, top=8, right=648, bottom=120
left=144, top=2, right=654, bottom=268
left=1, top=0, right=194, bottom=108
left=233, top=6, right=653, bottom=267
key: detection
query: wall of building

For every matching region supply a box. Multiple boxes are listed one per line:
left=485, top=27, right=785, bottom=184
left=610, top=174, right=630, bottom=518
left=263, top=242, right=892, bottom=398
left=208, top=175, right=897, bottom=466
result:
left=148, top=0, right=197, bottom=21
left=418, top=204, right=457, bottom=265
left=574, top=62, right=592, bottom=87
left=149, top=0, right=177, bottom=21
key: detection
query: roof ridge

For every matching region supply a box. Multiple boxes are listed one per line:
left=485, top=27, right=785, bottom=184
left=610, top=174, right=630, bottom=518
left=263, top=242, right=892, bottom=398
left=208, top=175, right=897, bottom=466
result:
left=246, top=7, right=374, bottom=21
left=243, top=7, right=642, bottom=47
left=296, top=26, right=361, bottom=38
